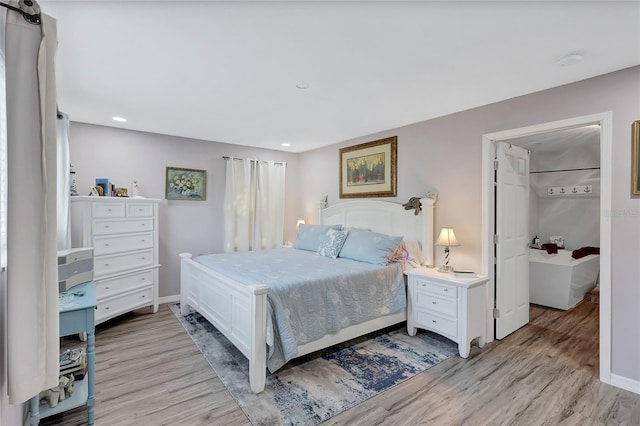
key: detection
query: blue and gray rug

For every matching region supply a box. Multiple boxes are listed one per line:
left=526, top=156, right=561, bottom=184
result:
left=170, top=304, right=457, bottom=425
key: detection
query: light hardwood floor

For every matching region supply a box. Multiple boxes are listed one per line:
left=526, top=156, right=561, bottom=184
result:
left=41, top=300, right=640, bottom=426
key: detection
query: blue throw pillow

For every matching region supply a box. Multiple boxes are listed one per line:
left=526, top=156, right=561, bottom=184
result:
left=317, top=229, right=349, bottom=259
left=293, top=224, right=343, bottom=252
left=338, top=229, right=403, bottom=265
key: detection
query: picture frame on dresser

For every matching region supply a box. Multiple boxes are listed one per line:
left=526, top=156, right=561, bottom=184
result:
left=70, top=196, right=160, bottom=325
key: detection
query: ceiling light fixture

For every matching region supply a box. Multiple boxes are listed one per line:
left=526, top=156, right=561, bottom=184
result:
left=112, top=116, right=127, bottom=122
left=281, top=143, right=291, bottom=147
left=556, top=51, right=586, bottom=67
left=295, top=83, right=309, bottom=89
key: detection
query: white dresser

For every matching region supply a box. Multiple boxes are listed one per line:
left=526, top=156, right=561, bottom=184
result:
left=405, top=267, right=487, bottom=358
left=70, top=196, right=160, bottom=324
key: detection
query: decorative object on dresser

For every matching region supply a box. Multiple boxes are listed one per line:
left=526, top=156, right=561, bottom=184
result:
left=70, top=196, right=160, bottom=325
left=405, top=267, right=488, bottom=358
left=339, top=136, right=397, bottom=198
left=435, top=226, right=460, bottom=272
left=165, top=166, right=206, bottom=200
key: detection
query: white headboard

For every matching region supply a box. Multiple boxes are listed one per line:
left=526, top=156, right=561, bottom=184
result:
left=317, top=194, right=437, bottom=267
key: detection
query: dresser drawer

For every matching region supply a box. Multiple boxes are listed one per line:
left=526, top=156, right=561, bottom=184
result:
left=414, top=309, right=458, bottom=338
left=94, top=249, right=154, bottom=276
left=126, top=203, right=154, bottom=217
left=96, top=269, right=154, bottom=298
left=93, top=218, right=153, bottom=235
left=413, top=278, right=458, bottom=299
left=92, top=202, right=126, bottom=218
left=96, top=286, right=153, bottom=322
left=414, top=291, right=457, bottom=317
left=93, top=232, right=153, bottom=256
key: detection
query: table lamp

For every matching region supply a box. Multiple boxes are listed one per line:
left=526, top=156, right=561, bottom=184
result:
left=435, top=227, right=459, bottom=272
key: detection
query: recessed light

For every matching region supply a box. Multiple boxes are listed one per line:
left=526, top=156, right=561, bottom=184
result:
left=556, top=51, right=586, bottom=67
left=112, top=116, right=127, bottom=122
left=281, top=143, right=291, bottom=147
left=295, top=83, right=309, bottom=89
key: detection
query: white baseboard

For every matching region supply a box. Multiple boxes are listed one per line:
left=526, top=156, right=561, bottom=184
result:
left=158, top=294, right=181, bottom=305
left=610, top=373, right=640, bottom=395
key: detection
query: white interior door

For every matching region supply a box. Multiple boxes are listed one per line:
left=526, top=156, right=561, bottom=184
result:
left=495, top=142, right=530, bottom=339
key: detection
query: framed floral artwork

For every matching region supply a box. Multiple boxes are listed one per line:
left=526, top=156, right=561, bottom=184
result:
left=339, top=136, right=397, bottom=198
left=166, top=167, right=206, bottom=201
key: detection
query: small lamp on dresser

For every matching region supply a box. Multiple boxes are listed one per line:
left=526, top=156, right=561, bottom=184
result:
left=435, top=227, right=459, bottom=272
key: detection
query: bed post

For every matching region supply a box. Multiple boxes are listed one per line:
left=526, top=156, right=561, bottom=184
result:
left=420, top=193, right=437, bottom=268
left=249, top=285, right=269, bottom=393
left=179, top=253, right=193, bottom=315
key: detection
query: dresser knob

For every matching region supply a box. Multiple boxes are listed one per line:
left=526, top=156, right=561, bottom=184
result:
left=104, top=263, right=109, bottom=267
left=141, top=277, right=146, bottom=281
left=432, top=319, right=437, bottom=323
left=105, top=286, right=110, bottom=290
left=444, top=289, right=449, bottom=292
left=104, top=243, right=110, bottom=246
left=432, top=301, right=437, bottom=304
left=141, top=257, right=145, bottom=260
left=108, top=208, right=112, bottom=212
left=105, top=306, right=110, bottom=310
left=141, top=240, right=145, bottom=243
left=104, top=225, right=110, bottom=228
left=141, top=295, right=146, bottom=298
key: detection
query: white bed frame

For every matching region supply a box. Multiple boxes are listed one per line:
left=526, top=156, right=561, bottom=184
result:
left=179, top=195, right=436, bottom=393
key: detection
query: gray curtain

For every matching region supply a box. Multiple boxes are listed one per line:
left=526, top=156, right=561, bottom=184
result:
left=5, top=7, right=59, bottom=404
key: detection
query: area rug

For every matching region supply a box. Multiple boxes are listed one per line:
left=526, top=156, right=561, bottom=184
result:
left=170, top=304, right=457, bottom=425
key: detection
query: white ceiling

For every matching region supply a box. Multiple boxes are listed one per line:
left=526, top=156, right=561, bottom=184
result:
left=40, top=1, right=640, bottom=153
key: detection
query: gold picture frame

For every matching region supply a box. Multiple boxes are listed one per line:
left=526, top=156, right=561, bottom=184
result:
left=165, top=167, right=207, bottom=201
left=633, top=121, right=640, bottom=195
left=339, top=136, right=397, bottom=198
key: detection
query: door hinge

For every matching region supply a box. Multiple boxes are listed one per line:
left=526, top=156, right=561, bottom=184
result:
left=493, top=308, right=500, bottom=318
left=493, top=234, right=499, bottom=244
left=493, top=159, right=499, bottom=170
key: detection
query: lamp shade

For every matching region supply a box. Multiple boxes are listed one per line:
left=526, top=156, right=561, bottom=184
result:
left=435, top=227, right=460, bottom=247
left=296, top=219, right=306, bottom=230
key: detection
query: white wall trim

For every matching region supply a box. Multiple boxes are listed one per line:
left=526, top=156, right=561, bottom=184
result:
left=481, top=112, right=612, bottom=386
left=159, top=294, right=181, bottom=305
left=610, top=374, right=640, bottom=395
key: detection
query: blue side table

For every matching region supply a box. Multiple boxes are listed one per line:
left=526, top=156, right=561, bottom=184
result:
left=29, top=281, right=96, bottom=425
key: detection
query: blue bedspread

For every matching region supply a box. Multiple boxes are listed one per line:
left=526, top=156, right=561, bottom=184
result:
left=194, top=248, right=406, bottom=372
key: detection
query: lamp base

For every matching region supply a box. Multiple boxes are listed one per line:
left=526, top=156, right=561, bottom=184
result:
left=438, top=265, right=454, bottom=273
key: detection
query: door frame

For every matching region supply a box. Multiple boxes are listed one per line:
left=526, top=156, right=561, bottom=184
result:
left=481, top=112, right=612, bottom=384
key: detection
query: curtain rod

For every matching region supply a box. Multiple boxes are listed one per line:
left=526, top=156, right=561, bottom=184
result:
left=0, top=0, right=41, bottom=25
left=530, top=167, right=600, bottom=174
left=222, top=156, right=286, bottom=166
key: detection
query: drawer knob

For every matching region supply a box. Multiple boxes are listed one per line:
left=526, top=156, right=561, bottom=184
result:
left=141, top=295, right=146, bottom=298
left=141, top=277, right=146, bottom=281
left=105, top=307, right=110, bottom=310
left=105, top=286, right=110, bottom=290
left=444, top=289, right=449, bottom=292
left=104, top=263, right=110, bottom=267
left=141, top=257, right=146, bottom=260
left=432, top=301, right=437, bottom=304
left=108, top=208, right=112, bottom=212
left=432, top=319, right=437, bottom=323
left=104, top=243, right=109, bottom=246
left=141, top=239, right=146, bottom=242
left=104, top=225, right=110, bottom=228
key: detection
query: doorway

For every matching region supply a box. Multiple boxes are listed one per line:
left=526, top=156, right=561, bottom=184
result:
left=481, top=112, right=612, bottom=385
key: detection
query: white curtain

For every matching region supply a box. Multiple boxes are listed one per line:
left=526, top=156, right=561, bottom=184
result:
left=56, top=112, right=70, bottom=250
left=5, top=8, right=59, bottom=404
left=224, top=157, right=286, bottom=252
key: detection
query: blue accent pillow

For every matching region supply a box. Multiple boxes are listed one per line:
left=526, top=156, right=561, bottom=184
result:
left=317, top=229, right=349, bottom=259
left=293, top=224, right=343, bottom=252
left=338, top=229, right=403, bottom=265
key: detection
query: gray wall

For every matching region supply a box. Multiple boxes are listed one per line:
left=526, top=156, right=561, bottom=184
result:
left=69, top=66, right=640, bottom=383
left=69, top=124, right=301, bottom=299
left=297, top=66, right=640, bottom=382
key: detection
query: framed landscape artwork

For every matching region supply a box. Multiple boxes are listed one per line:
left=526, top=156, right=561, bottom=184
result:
left=166, top=167, right=207, bottom=201
left=339, top=136, right=397, bottom=198
left=633, top=120, right=640, bottom=195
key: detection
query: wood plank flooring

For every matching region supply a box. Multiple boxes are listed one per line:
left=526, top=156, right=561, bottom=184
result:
left=41, top=300, right=640, bottom=426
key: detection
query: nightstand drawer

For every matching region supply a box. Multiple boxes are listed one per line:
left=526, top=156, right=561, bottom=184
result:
left=414, top=292, right=457, bottom=317
left=414, top=278, right=458, bottom=299
left=414, top=309, right=458, bottom=338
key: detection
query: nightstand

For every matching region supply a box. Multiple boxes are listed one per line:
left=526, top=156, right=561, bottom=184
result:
left=405, top=267, right=488, bottom=358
